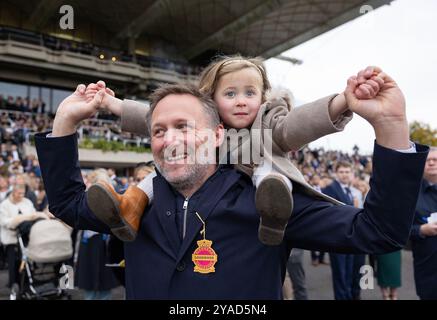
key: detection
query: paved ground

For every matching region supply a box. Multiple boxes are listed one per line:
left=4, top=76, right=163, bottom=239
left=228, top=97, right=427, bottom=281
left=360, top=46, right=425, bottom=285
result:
left=300, top=249, right=418, bottom=300
left=0, top=250, right=418, bottom=300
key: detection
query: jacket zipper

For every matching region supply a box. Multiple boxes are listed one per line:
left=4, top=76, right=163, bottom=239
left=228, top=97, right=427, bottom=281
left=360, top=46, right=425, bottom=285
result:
left=182, top=197, right=189, bottom=239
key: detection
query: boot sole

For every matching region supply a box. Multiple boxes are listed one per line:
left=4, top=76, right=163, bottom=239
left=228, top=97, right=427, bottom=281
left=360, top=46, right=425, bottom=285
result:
left=86, top=183, right=137, bottom=242
left=255, top=175, right=293, bottom=246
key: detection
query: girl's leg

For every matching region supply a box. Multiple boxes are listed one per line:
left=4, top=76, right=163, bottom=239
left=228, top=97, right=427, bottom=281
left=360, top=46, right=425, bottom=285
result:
left=86, top=172, right=155, bottom=242
left=253, top=162, right=293, bottom=245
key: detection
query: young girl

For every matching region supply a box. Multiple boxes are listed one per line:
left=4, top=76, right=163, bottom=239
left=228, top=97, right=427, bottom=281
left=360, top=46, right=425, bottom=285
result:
left=85, top=56, right=381, bottom=245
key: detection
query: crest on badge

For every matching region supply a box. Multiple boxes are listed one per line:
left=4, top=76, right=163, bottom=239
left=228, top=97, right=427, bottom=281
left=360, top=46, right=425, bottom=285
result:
left=192, top=239, right=218, bottom=274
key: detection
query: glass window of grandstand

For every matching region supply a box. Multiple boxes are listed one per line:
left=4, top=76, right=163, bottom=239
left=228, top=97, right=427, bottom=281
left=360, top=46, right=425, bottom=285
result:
left=0, top=81, right=27, bottom=111
left=0, top=81, right=70, bottom=114
left=52, top=89, right=71, bottom=113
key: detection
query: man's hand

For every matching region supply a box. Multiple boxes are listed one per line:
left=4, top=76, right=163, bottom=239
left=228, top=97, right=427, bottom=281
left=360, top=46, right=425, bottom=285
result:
left=52, top=84, right=105, bottom=137
left=419, top=222, right=437, bottom=237
left=85, top=81, right=123, bottom=117
left=344, top=66, right=409, bottom=150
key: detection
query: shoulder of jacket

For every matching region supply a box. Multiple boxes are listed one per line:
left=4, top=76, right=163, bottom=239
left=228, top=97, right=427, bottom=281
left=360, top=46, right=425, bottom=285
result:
left=265, top=87, right=295, bottom=110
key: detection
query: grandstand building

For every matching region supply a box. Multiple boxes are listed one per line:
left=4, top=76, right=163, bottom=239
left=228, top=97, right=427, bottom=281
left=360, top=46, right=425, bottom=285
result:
left=0, top=0, right=392, bottom=173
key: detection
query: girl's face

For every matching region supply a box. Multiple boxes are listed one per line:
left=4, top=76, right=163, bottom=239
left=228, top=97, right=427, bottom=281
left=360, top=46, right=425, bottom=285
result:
left=213, top=67, right=263, bottom=129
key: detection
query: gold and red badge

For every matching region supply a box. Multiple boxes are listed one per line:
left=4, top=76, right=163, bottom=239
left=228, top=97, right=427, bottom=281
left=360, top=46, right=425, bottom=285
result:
left=192, top=239, right=217, bottom=274
left=192, top=212, right=218, bottom=274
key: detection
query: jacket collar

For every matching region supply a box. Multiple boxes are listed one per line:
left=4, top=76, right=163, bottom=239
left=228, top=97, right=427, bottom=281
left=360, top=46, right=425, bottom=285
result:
left=153, top=165, right=241, bottom=262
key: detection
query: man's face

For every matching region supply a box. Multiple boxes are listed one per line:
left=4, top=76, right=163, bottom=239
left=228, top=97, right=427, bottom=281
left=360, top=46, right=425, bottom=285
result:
left=424, top=150, right=437, bottom=181
left=336, top=166, right=353, bottom=185
left=11, top=188, right=25, bottom=203
left=150, top=94, right=223, bottom=190
left=311, top=175, right=320, bottom=186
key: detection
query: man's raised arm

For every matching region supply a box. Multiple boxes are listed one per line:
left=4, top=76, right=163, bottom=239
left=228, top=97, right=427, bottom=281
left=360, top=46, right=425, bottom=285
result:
left=35, top=84, right=110, bottom=233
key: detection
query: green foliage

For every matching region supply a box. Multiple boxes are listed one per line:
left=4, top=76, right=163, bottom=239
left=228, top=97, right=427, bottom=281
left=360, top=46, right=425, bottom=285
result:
left=79, top=138, right=150, bottom=153
left=410, top=121, right=437, bottom=146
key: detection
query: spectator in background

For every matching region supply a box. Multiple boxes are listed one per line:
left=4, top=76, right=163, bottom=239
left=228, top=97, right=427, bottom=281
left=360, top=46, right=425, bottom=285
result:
left=34, top=180, right=48, bottom=212
left=323, top=161, right=359, bottom=300
left=410, top=147, right=437, bottom=300
left=8, top=160, right=23, bottom=175
left=13, top=174, right=37, bottom=207
left=309, top=174, right=328, bottom=266
left=0, top=184, right=49, bottom=290
left=134, top=162, right=155, bottom=184
left=75, top=169, right=119, bottom=300
left=349, top=177, right=366, bottom=300
left=0, top=175, right=10, bottom=202
left=0, top=175, right=10, bottom=270
left=107, top=168, right=123, bottom=193
left=287, top=248, right=308, bottom=300
left=376, top=250, right=402, bottom=300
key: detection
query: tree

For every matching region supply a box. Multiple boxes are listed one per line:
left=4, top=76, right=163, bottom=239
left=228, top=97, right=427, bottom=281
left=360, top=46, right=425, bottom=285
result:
left=410, top=121, right=437, bottom=146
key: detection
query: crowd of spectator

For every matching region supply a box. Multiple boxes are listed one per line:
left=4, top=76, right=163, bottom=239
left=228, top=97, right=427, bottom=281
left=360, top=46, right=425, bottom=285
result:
left=0, top=94, right=47, bottom=114
left=290, top=146, right=372, bottom=190
left=1, top=94, right=150, bottom=153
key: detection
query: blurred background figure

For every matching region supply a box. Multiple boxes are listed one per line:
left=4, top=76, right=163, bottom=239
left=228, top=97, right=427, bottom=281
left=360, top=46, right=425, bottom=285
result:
left=287, top=249, right=308, bottom=300
left=74, top=169, right=119, bottom=300
left=410, top=147, right=437, bottom=300
left=309, top=175, right=328, bottom=267
left=376, top=251, right=401, bottom=300
left=0, top=184, right=48, bottom=292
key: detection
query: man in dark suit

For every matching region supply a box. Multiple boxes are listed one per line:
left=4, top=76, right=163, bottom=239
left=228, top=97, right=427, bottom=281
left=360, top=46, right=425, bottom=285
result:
left=410, top=147, right=437, bottom=300
left=34, top=68, right=429, bottom=299
left=323, top=161, right=364, bottom=300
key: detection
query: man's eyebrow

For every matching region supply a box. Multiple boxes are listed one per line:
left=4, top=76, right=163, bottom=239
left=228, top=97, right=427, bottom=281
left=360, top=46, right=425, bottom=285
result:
left=151, top=118, right=191, bottom=129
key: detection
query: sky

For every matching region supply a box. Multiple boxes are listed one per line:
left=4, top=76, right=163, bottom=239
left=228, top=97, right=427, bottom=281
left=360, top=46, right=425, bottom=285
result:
left=265, top=0, right=437, bottom=154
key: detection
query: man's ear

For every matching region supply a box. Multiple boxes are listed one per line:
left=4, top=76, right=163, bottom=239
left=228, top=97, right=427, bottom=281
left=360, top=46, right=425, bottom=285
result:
left=214, top=123, right=225, bottom=148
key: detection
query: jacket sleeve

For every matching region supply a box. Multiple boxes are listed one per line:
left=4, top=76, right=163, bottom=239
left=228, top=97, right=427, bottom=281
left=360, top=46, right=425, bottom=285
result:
left=120, top=99, right=150, bottom=136
left=271, top=94, right=353, bottom=152
left=285, top=142, right=429, bottom=254
left=34, top=132, right=110, bottom=233
left=410, top=223, right=424, bottom=241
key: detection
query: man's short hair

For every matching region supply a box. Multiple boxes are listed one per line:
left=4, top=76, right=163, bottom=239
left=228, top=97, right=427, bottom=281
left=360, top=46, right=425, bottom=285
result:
left=335, top=161, right=352, bottom=172
left=145, top=83, right=221, bottom=134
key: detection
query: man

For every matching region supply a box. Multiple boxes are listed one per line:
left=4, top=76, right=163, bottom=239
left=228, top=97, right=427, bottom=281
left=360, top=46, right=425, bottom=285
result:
left=323, top=162, right=366, bottom=299
left=410, top=147, right=437, bottom=300
left=323, top=162, right=358, bottom=299
left=34, top=69, right=429, bottom=299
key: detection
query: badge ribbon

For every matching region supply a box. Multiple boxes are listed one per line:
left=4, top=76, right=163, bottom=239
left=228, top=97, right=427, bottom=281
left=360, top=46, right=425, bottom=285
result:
left=192, top=212, right=218, bottom=274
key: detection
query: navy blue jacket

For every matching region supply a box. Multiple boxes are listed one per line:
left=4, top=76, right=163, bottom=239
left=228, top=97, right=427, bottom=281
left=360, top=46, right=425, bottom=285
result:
left=34, top=132, right=428, bottom=299
left=322, top=180, right=354, bottom=206
left=410, top=179, right=437, bottom=299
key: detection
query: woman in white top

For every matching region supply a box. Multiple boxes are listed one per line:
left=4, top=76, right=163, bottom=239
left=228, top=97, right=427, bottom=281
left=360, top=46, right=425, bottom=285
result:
left=0, top=184, right=48, bottom=288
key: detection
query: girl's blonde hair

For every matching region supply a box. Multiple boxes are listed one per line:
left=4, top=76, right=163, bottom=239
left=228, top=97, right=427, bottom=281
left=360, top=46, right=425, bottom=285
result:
left=198, top=55, right=271, bottom=102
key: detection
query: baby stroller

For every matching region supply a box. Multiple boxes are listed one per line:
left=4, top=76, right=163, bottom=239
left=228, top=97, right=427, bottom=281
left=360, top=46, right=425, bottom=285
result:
left=10, top=218, right=73, bottom=300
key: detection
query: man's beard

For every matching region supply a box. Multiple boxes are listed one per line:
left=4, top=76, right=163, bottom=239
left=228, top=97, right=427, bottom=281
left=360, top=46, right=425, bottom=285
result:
left=155, top=161, right=211, bottom=193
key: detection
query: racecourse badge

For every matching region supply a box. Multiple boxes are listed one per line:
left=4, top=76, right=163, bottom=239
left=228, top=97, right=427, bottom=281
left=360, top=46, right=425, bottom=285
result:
left=192, top=212, right=218, bottom=274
